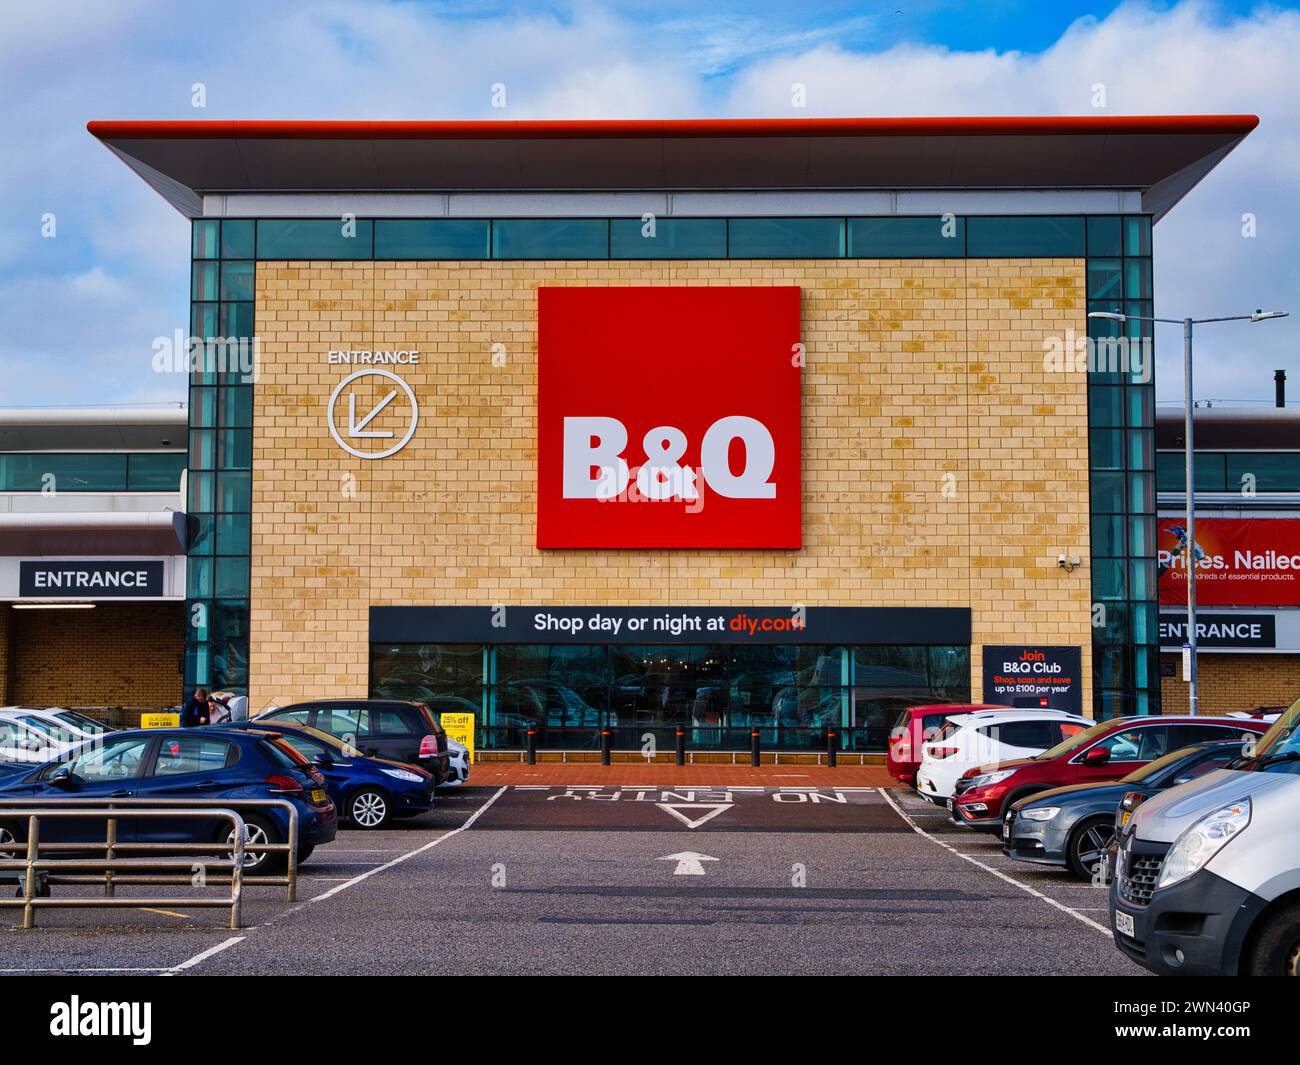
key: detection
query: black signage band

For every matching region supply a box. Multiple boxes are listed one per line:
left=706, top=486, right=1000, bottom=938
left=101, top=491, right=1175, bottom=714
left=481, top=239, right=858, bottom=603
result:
left=18, top=560, right=165, bottom=599
left=1158, top=613, right=1277, bottom=649
left=370, top=605, right=971, bottom=646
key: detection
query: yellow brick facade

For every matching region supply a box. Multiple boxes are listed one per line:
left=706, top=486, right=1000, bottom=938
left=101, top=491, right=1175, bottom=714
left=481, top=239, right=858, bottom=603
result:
left=249, top=259, right=1093, bottom=713
left=1160, top=653, right=1300, bottom=714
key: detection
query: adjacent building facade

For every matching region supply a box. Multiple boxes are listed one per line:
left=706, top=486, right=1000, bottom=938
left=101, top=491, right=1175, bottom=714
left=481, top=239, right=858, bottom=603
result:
left=86, top=115, right=1260, bottom=748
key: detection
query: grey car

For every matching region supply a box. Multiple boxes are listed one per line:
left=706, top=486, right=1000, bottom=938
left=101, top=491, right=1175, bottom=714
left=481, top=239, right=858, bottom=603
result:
left=1004, top=741, right=1246, bottom=879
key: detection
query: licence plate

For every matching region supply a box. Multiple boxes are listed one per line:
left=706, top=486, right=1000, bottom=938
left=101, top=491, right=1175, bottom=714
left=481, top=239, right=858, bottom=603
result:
left=311, top=788, right=328, bottom=804
left=1114, top=910, right=1135, bottom=937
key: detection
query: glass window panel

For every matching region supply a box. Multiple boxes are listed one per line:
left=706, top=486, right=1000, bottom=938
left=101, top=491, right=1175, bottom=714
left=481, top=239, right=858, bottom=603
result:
left=926, top=646, right=970, bottom=697
left=728, top=217, right=844, bottom=258
left=1130, top=558, right=1156, bottom=599
left=191, top=386, right=216, bottom=427
left=191, top=261, right=219, bottom=301
left=1128, top=472, right=1155, bottom=513
left=188, top=513, right=214, bottom=555
left=372, top=644, right=487, bottom=688
left=189, top=429, right=215, bottom=471
left=1088, top=386, right=1124, bottom=427
left=1086, top=259, right=1123, bottom=300
left=1089, top=428, right=1123, bottom=470
left=1129, top=516, right=1156, bottom=557
left=1092, top=514, right=1125, bottom=557
left=1093, top=601, right=1130, bottom=645
left=219, top=302, right=254, bottom=340
left=1131, top=602, right=1158, bottom=644
left=1126, top=387, right=1153, bottom=428
left=127, top=452, right=186, bottom=490
left=192, top=219, right=220, bottom=259
left=215, top=514, right=250, bottom=555
left=257, top=219, right=374, bottom=260
left=187, top=557, right=212, bottom=598
left=1123, top=216, right=1152, bottom=256
left=491, top=219, right=608, bottom=259
left=1086, top=216, right=1123, bottom=256
left=374, top=219, right=490, bottom=259
left=609, top=218, right=727, bottom=259
left=846, top=216, right=965, bottom=257
left=153, top=736, right=234, bottom=776
left=1127, top=429, right=1154, bottom=471
left=220, top=219, right=255, bottom=259
left=1092, top=558, right=1126, bottom=599
left=854, top=646, right=928, bottom=688
left=187, top=470, right=213, bottom=512
left=220, top=260, right=255, bottom=301
left=0, top=453, right=127, bottom=492
left=217, top=429, right=251, bottom=470
left=1226, top=453, right=1300, bottom=492
left=1156, top=451, right=1183, bottom=491
left=219, top=387, right=254, bottom=428
left=966, top=216, right=1085, bottom=257
left=1124, top=259, right=1152, bottom=299
left=214, top=557, right=250, bottom=598
left=191, top=302, right=219, bottom=340
left=216, top=471, right=251, bottom=513
left=1090, top=471, right=1126, bottom=513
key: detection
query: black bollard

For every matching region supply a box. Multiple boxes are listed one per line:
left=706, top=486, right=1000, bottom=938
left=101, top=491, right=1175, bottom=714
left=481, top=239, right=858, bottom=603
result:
left=826, top=728, right=838, bottom=768
left=601, top=728, right=612, bottom=766
left=526, top=728, right=537, bottom=765
left=750, top=729, right=760, bottom=767
left=675, top=728, right=686, bottom=766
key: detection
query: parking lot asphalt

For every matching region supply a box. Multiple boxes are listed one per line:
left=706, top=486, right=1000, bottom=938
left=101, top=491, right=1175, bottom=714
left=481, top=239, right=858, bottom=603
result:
left=0, top=784, right=1143, bottom=976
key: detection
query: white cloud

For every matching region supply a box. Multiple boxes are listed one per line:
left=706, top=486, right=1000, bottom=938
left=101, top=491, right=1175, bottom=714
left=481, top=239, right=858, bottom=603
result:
left=0, top=0, right=1296, bottom=406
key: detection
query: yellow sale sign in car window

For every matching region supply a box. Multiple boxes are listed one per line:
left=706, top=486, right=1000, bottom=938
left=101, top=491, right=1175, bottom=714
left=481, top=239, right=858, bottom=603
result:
left=441, top=712, right=475, bottom=764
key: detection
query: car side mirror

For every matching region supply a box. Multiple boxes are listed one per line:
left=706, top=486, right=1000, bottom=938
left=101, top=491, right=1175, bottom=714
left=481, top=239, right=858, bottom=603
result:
left=1081, top=746, right=1111, bottom=766
left=1171, top=775, right=1193, bottom=786
left=50, top=767, right=77, bottom=790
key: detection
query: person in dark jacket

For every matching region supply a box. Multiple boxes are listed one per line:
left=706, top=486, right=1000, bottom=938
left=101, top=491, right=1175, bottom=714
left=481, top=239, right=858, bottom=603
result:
left=180, top=688, right=212, bottom=727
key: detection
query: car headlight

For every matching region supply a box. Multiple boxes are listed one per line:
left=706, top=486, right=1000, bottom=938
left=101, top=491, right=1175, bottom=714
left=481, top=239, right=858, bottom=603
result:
left=1020, top=806, right=1059, bottom=822
left=968, top=769, right=1015, bottom=789
left=381, top=768, right=424, bottom=783
left=1157, top=798, right=1251, bottom=890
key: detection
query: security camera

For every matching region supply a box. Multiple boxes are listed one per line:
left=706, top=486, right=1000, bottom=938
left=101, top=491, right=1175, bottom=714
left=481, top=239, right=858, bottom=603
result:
left=1057, top=553, right=1068, bottom=568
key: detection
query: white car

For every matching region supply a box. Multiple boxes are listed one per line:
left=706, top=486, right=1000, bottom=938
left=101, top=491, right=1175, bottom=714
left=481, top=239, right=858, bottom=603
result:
left=1, top=706, right=111, bottom=743
left=916, top=709, right=1092, bottom=802
left=442, top=737, right=471, bottom=786
left=0, top=708, right=86, bottom=764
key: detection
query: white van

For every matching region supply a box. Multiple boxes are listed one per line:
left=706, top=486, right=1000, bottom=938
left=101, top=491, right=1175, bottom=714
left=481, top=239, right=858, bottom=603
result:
left=1110, top=701, right=1300, bottom=976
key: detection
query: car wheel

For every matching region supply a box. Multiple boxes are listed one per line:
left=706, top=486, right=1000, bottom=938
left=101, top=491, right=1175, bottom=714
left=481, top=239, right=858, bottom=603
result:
left=297, top=845, right=314, bottom=866
left=0, top=823, right=21, bottom=859
left=223, top=814, right=285, bottom=876
left=1066, top=816, right=1116, bottom=880
left=1244, top=902, right=1300, bottom=976
left=348, top=788, right=390, bottom=829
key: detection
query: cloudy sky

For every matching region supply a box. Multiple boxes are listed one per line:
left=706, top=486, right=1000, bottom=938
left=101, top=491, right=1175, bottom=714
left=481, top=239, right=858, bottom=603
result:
left=1, top=0, right=1296, bottom=407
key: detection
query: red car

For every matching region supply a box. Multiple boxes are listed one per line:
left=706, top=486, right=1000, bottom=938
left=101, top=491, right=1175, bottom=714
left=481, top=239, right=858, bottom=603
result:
left=887, top=704, right=1010, bottom=785
left=949, top=715, right=1268, bottom=831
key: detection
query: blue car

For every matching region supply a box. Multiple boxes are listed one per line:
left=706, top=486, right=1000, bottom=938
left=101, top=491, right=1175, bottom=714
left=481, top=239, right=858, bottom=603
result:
left=229, top=721, right=435, bottom=829
left=0, top=728, right=337, bottom=874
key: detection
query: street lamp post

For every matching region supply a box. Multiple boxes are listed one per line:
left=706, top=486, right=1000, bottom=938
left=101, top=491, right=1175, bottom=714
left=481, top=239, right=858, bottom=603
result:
left=1088, top=308, right=1288, bottom=717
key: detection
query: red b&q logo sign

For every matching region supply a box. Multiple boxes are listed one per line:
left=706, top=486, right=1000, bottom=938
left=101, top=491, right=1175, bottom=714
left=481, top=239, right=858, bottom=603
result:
left=537, top=286, right=802, bottom=548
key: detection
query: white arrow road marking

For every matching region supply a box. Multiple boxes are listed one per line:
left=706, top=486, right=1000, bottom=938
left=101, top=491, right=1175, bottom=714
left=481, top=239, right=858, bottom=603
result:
left=655, top=802, right=733, bottom=829
left=348, top=389, right=398, bottom=437
left=658, top=851, right=719, bottom=876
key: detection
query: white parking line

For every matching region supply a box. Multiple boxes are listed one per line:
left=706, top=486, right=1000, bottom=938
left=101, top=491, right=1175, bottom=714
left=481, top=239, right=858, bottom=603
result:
left=877, top=788, right=1111, bottom=936
left=308, top=785, right=506, bottom=904
left=162, top=935, right=246, bottom=975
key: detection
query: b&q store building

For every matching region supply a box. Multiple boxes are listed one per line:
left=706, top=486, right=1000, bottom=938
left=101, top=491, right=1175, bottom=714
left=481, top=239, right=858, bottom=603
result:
left=9, top=115, right=1276, bottom=748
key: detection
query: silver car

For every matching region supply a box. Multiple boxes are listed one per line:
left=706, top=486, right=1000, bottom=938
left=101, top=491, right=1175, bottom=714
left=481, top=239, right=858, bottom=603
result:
left=1110, top=701, right=1300, bottom=976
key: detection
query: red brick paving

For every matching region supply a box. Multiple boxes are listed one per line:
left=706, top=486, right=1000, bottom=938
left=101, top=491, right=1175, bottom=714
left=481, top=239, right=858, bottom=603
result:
left=465, top=762, right=899, bottom=787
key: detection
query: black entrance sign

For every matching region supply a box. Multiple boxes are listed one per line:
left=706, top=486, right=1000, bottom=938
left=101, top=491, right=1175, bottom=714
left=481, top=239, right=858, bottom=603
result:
left=19, top=560, right=164, bottom=598
left=1158, top=613, right=1276, bottom=649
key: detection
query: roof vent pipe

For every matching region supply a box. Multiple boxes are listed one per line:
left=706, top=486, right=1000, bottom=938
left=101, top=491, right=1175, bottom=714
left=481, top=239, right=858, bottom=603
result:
left=1277, top=369, right=1287, bottom=408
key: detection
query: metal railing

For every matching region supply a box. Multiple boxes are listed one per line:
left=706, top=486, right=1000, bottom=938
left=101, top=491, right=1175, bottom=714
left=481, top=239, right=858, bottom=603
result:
left=0, top=797, right=300, bottom=930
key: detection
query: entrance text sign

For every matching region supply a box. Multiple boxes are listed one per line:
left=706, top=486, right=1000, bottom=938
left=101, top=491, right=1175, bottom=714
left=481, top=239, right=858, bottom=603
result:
left=981, top=645, right=1083, bottom=714
left=19, top=560, right=164, bottom=598
left=536, top=286, right=802, bottom=548
left=1158, top=613, right=1277, bottom=649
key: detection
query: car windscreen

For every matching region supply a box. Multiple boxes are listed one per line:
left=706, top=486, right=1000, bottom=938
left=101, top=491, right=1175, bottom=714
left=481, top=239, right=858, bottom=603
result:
left=1033, top=719, right=1113, bottom=760
left=1248, top=699, right=1300, bottom=761
left=1119, top=745, right=1213, bottom=784
left=54, top=710, right=108, bottom=733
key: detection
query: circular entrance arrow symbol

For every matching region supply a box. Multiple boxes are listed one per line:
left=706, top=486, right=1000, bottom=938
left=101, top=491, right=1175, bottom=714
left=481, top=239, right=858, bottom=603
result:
left=327, top=368, right=419, bottom=460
